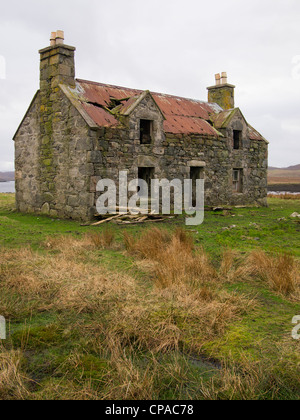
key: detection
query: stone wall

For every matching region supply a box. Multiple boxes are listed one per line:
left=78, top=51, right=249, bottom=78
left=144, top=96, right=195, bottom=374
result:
left=15, top=89, right=97, bottom=221
left=90, top=95, right=268, bottom=213
left=15, top=94, right=41, bottom=213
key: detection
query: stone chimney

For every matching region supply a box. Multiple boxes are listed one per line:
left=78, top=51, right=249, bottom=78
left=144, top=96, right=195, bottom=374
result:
left=37, top=32, right=76, bottom=209
left=207, top=72, right=235, bottom=110
left=39, top=31, right=76, bottom=91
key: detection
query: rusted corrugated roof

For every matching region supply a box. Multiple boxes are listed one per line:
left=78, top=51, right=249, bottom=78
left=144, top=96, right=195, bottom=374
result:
left=248, top=125, right=267, bottom=142
left=164, top=116, right=218, bottom=136
left=74, top=79, right=222, bottom=136
left=81, top=103, right=119, bottom=127
left=62, top=79, right=265, bottom=141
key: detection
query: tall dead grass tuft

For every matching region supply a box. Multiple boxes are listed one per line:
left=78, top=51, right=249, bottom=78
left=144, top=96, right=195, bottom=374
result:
left=124, top=227, right=216, bottom=289
left=247, top=251, right=300, bottom=298
left=88, top=230, right=115, bottom=249
left=155, top=239, right=216, bottom=289
left=218, top=249, right=250, bottom=283
left=173, top=228, right=194, bottom=252
left=124, top=227, right=171, bottom=260
left=0, top=348, right=30, bottom=400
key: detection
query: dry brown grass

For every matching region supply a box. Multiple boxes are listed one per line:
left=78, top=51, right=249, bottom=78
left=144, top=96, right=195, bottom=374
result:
left=198, top=354, right=268, bottom=400
left=0, top=246, right=136, bottom=317
left=218, top=249, right=251, bottom=284
left=124, top=227, right=215, bottom=289
left=101, top=335, right=157, bottom=400
left=199, top=339, right=300, bottom=400
left=124, top=227, right=171, bottom=260
left=0, top=348, right=30, bottom=400
left=45, top=230, right=116, bottom=254
left=88, top=230, right=115, bottom=249
left=268, top=193, right=300, bottom=200
left=155, top=241, right=216, bottom=289
left=247, top=250, right=300, bottom=298
left=119, top=228, right=256, bottom=353
left=2, top=230, right=296, bottom=400
left=32, top=377, right=101, bottom=400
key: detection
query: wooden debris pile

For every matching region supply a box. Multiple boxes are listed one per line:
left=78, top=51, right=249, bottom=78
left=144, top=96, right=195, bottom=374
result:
left=88, top=207, right=176, bottom=226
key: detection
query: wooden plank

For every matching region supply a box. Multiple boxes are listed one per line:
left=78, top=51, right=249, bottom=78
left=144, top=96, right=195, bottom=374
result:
left=91, top=214, right=126, bottom=226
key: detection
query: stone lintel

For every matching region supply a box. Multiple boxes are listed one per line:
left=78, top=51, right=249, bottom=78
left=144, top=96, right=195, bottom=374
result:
left=188, top=160, right=206, bottom=167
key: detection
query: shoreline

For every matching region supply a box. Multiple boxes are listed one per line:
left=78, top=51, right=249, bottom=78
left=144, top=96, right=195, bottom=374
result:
left=267, top=183, right=300, bottom=193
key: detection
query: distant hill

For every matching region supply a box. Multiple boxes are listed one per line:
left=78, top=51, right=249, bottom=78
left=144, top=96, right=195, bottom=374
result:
left=268, top=164, right=300, bottom=185
left=0, top=172, right=15, bottom=182
left=286, top=164, right=300, bottom=171
left=269, top=164, right=300, bottom=171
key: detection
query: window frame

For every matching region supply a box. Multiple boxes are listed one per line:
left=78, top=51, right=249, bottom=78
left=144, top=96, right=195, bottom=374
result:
left=232, top=168, right=243, bottom=193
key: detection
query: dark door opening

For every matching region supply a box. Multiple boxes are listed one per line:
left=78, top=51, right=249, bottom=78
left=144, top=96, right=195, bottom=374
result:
left=190, top=167, right=204, bottom=207
left=138, top=167, right=155, bottom=197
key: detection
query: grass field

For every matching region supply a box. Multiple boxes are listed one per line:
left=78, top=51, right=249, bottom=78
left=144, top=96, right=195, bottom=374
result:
left=0, top=194, right=299, bottom=400
left=268, top=168, right=300, bottom=185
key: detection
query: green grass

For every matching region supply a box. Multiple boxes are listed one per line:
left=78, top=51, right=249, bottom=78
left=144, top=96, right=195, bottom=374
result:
left=1, top=194, right=299, bottom=256
left=0, top=194, right=299, bottom=400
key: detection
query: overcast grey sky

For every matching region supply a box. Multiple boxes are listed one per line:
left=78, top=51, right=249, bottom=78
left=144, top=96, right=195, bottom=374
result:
left=0, top=0, right=299, bottom=171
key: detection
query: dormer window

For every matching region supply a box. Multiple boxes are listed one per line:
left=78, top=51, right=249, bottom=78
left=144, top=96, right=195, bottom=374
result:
left=140, top=119, right=153, bottom=144
left=233, top=130, right=242, bottom=150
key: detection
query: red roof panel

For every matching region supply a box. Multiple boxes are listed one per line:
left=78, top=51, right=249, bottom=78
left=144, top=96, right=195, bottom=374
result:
left=75, top=79, right=221, bottom=136
left=81, top=103, right=119, bottom=127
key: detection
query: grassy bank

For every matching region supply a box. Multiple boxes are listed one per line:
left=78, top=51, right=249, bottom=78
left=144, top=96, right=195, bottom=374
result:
left=0, top=194, right=299, bottom=400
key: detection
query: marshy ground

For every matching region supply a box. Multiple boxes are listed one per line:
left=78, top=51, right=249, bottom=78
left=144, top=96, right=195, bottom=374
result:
left=0, top=194, right=299, bottom=400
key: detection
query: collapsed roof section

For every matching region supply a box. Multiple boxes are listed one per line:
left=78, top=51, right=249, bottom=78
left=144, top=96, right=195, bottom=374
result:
left=61, top=79, right=222, bottom=137
left=59, top=78, right=266, bottom=141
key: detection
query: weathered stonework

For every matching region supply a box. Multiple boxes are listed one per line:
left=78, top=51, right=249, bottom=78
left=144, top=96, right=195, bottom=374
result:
left=14, top=36, right=268, bottom=222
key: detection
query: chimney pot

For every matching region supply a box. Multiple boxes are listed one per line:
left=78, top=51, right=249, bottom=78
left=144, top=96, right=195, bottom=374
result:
left=215, top=73, right=221, bottom=86
left=221, top=72, right=228, bottom=84
left=55, top=30, right=64, bottom=45
left=50, top=32, right=56, bottom=46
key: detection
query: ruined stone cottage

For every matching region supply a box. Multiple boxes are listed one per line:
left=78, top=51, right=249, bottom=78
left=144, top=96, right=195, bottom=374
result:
left=14, top=32, right=268, bottom=221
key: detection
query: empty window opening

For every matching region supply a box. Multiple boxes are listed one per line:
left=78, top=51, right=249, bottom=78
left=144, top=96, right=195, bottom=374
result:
left=140, top=120, right=153, bottom=144
left=233, top=169, right=243, bottom=193
left=190, top=167, right=204, bottom=207
left=138, top=167, right=155, bottom=197
left=233, top=130, right=242, bottom=150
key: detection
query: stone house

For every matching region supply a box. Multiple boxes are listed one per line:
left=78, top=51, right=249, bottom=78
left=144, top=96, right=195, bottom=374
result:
left=14, top=32, right=268, bottom=221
